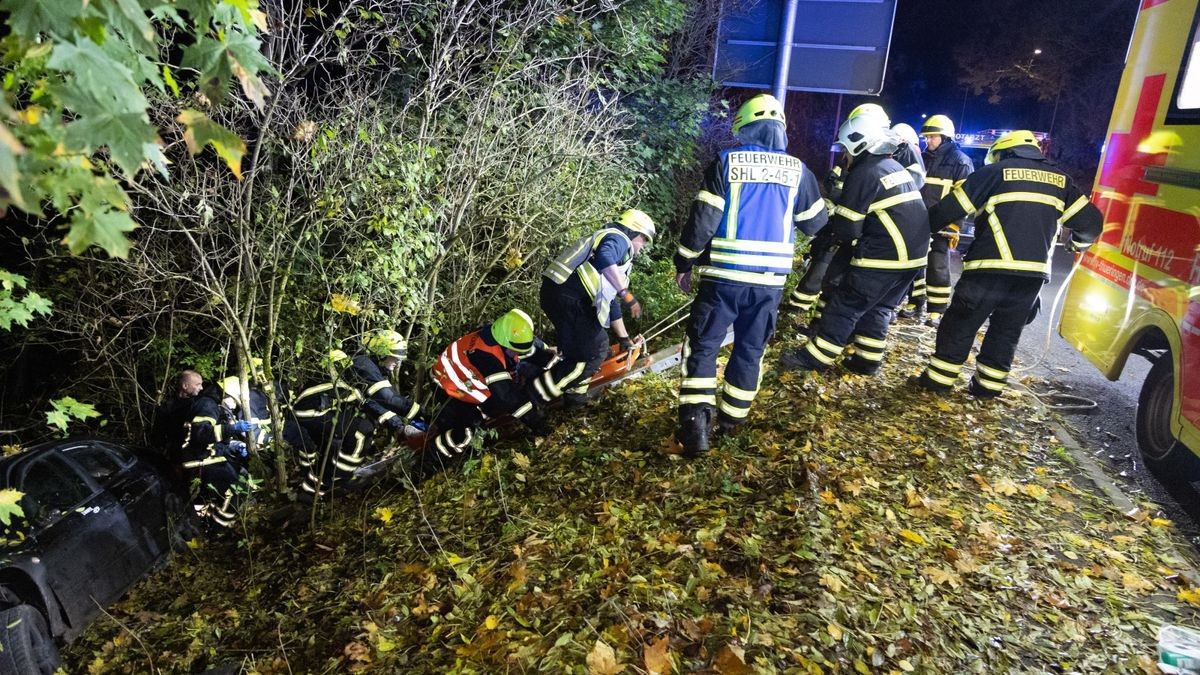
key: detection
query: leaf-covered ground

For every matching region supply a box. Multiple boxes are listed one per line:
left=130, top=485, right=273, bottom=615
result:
left=67, top=321, right=1200, bottom=673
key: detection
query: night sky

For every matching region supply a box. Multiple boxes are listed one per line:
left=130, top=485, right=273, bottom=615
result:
left=878, top=0, right=1138, bottom=134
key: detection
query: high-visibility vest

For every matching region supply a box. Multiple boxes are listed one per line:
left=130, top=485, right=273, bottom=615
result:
left=543, top=228, right=632, bottom=326
left=433, top=330, right=511, bottom=404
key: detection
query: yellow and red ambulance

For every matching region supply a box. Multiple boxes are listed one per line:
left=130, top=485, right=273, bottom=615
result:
left=1059, top=0, right=1200, bottom=471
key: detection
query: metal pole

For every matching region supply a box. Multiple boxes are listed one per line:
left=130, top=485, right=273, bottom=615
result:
left=772, top=0, right=800, bottom=103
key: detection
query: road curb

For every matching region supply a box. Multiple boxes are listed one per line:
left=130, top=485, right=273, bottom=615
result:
left=1016, top=383, right=1200, bottom=585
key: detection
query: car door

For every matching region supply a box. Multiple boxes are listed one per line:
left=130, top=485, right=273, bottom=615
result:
left=61, top=442, right=171, bottom=566
left=17, top=453, right=142, bottom=635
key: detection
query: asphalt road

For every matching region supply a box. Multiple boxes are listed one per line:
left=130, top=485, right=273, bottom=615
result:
left=998, top=248, right=1200, bottom=546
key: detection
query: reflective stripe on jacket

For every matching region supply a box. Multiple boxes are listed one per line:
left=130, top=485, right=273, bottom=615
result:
left=674, top=144, right=828, bottom=287
left=929, top=155, right=1102, bottom=279
left=828, top=154, right=930, bottom=271
left=434, top=330, right=511, bottom=404
left=544, top=227, right=632, bottom=326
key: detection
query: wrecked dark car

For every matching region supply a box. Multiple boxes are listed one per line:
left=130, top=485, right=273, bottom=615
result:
left=0, top=439, right=181, bottom=674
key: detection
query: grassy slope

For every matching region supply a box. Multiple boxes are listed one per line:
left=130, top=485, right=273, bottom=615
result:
left=67, top=325, right=1200, bottom=674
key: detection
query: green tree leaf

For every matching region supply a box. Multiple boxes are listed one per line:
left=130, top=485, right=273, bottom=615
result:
left=45, top=396, right=101, bottom=433
left=0, top=0, right=85, bottom=39
left=64, top=207, right=138, bottom=257
left=0, top=489, right=25, bottom=527
left=177, top=109, right=247, bottom=178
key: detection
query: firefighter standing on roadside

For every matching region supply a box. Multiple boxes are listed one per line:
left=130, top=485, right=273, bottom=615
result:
left=912, top=130, right=1101, bottom=398
left=778, top=112, right=929, bottom=376
left=427, top=309, right=556, bottom=476
left=786, top=105, right=925, bottom=320
left=899, top=114, right=973, bottom=325
left=537, top=210, right=656, bottom=409
left=673, top=93, right=828, bottom=457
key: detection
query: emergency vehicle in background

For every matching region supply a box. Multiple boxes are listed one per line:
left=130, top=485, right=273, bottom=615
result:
left=1059, top=0, right=1200, bottom=476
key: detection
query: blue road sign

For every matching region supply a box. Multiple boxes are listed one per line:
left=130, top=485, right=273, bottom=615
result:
left=714, top=0, right=898, bottom=95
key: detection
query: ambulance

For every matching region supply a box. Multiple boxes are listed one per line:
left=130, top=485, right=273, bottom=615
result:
left=1058, top=0, right=1200, bottom=474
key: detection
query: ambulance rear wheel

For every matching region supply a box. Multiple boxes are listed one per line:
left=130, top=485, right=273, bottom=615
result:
left=1136, top=356, right=1194, bottom=481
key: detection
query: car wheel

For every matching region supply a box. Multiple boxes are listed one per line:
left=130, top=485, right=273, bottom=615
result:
left=0, top=604, right=60, bottom=675
left=1137, top=356, right=1196, bottom=481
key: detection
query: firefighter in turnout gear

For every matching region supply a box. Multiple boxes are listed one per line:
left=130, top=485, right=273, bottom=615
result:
left=180, top=378, right=256, bottom=533
left=900, top=114, right=974, bottom=324
left=297, top=331, right=424, bottom=498
left=286, top=349, right=359, bottom=492
left=674, top=93, right=828, bottom=457
left=913, top=130, right=1101, bottom=397
left=427, top=309, right=556, bottom=476
left=538, top=209, right=655, bottom=409
left=786, top=105, right=925, bottom=319
left=778, top=112, right=930, bottom=376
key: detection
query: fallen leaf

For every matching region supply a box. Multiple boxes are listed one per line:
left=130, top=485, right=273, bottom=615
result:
left=819, top=573, right=846, bottom=593
left=587, top=639, right=625, bottom=675
left=992, top=477, right=1020, bottom=496
left=643, top=635, right=672, bottom=675
left=713, top=643, right=750, bottom=675
left=1123, top=572, right=1155, bottom=593
left=899, top=529, right=926, bottom=545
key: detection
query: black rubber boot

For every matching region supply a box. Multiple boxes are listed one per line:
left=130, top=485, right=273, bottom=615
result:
left=713, top=412, right=745, bottom=441
left=907, top=372, right=952, bottom=396
left=562, top=392, right=589, bottom=410
left=843, top=355, right=880, bottom=376
left=676, top=404, right=712, bottom=458
left=967, top=377, right=1001, bottom=400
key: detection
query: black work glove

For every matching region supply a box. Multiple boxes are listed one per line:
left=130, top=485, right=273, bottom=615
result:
left=618, top=336, right=634, bottom=355
left=386, top=415, right=406, bottom=430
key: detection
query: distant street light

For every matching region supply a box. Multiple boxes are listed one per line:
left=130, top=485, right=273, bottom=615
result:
left=1033, top=48, right=1042, bottom=55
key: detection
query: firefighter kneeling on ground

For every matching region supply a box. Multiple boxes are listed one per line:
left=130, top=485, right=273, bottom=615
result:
left=673, top=93, right=828, bottom=457
left=537, top=209, right=655, bottom=410
left=778, top=112, right=930, bottom=376
left=426, top=309, right=555, bottom=477
left=180, top=376, right=257, bottom=534
left=912, top=130, right=1101, bottom=398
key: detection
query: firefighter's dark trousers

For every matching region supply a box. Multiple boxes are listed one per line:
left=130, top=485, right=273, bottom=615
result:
left=423, top=398, right=486, bottom=476
left=788, top=237, right=852, bottom=319
left=907, top=237, right=952, bottom=313
left=300, top=413, right=375, bottom=496
left=918, top=273, right=1043, bottom=396
left=282, top=414, right=330, bottom=472
left=186, top=458, right=243, bottom=531
left=680, top=280, right=781, bottom=424
left=538, top=277, right=607, bottom=405
left=787, top=231, right=837, bottom=312
left=793, top=267, right=921, bottom=374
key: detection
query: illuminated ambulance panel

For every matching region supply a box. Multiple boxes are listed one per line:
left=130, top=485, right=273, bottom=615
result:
left=1059, top=0, right=1200, bottom=452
